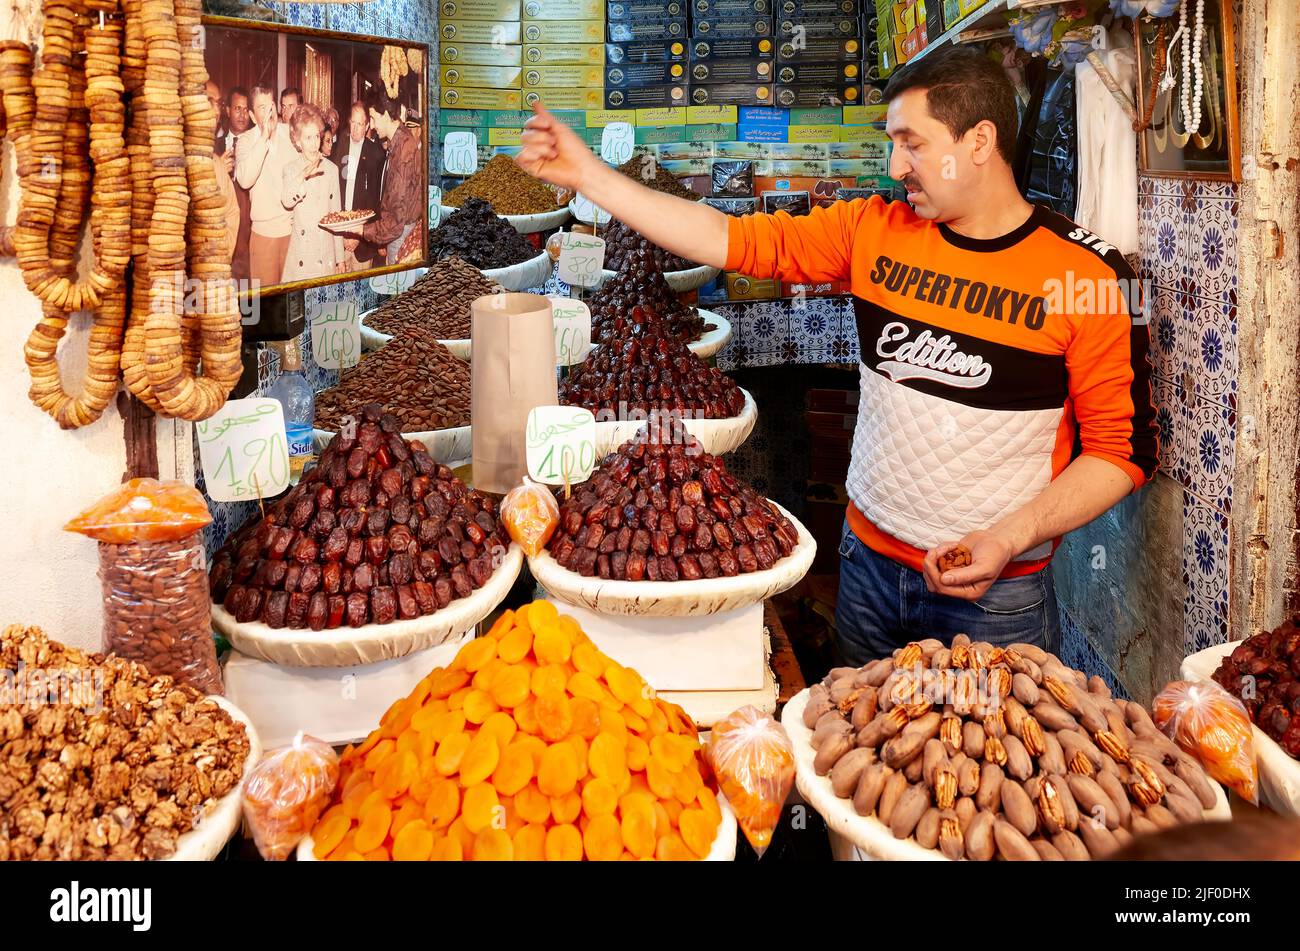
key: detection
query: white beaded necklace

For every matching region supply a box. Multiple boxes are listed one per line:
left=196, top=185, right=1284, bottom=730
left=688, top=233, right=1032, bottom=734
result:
left=1178, top=0, right=1206, bottom=137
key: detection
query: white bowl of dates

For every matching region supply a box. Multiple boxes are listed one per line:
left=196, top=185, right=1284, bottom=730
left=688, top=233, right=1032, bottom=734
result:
left=209, top=412, right=523, bottom=667
left=592, top=387, right=755, bottom=459
left=690, top=310, right=732, bottom=360
left=441, top=203, right=570, bottom=235
left=313, top=424, right=471, bottom=466
left=1183, top=636, right=1300, bottom=816
left=527, top=430, right=816, bottom=616
left=784, top=641, right=1230, bottom=862
left=599, top=263, right=720, bottom=294
left=481, top=249, right=554, bottom=292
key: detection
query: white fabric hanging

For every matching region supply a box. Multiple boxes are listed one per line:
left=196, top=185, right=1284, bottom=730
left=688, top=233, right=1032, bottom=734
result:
left=1074, top=27, right=1139, bottom=256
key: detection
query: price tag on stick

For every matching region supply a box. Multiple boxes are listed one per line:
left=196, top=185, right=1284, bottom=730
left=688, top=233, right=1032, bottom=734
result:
left=196, top=399, right=291, bottom=504
left=443, top=131, right=478, bottom=176
left=526, top=406, right=597, bottom=491
left=557, top=233, right=606, bottom=288
left=368, top=267, right=426, bottom=296
left=549, top=297, right=592, bottom=366
left=600, top=121, right=634, bottom=166
left=571, top=191, right=611, bottom=226
left=309, top=299, right=361, bottom=370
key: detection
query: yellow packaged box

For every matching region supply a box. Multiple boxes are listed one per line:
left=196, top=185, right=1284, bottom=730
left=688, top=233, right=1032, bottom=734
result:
left=787, top=124, right=838, bottom=143
left=442, top=65, right=524, bottom=89
left=636, top=107, right=688, bottom=126
left=441, top=43, right=525, bottom=67
left=842, top=103, right=888, bottom=124
left=488, top=127, right=525, bottom=145
left=523, top=43, right=606, bottom=65
left=441, top=87, right=524, bottom=110
left=521, top=20, right=605, bottom=43
left=441, top=19, right=522, bottom=44
left=585, top=109, right=637, bottom=127
left=523, top=87, right=605, bottom=109
left=439, top=0, right=521, bottom=19
left=521, top=0, right=603, bottom=18
left=522, top=65, right=605, bottom=88
left=686, top=104, right=738, bottom=124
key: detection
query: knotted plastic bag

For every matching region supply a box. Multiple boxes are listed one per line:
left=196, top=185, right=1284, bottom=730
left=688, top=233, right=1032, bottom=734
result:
left=242, top=732, right=341, bottom=860
left=1153, top=680, right=1259, bottom=803
left=705, top=706, right=795, bottom=857
left=501, top=477, right=559, bottom=557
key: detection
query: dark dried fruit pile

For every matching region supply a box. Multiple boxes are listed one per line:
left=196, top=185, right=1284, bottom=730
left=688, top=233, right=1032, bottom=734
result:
left=589, top=266, right=710, bottom=346
left=365, top=257, right=502, bottom=340
left=210, top=405, right=510, bottom=630
left=1212, top=618, right=1300, bottom=757
left=603, top=220, right=695, bottom=273
left=547, top=425, right=799, bottom=581
left=429, top=197, right=537, bottom=269
left=559, top=327, right=746, bottom=419
left=616, top=154, right=700, bottom=202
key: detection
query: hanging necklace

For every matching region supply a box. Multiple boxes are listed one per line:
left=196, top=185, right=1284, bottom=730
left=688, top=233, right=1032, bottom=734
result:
left=1175, top=0, right=1206, bottom=144
left=1190, top=24, right=1218, bottom=150
left=1135, top=18, right=1169, bottom=133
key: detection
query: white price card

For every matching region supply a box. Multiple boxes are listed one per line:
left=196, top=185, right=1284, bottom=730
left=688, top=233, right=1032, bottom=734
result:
left=571, top=191, right=611, bottom=226
left=196, top=399, right=291, bottom=503
left=600, top=121, right=634, bottom=166
left=309, top=298, right=361, bottom=370
left=526, top=406, right=597, bottom=488
left=557, top=232, right=606, bottom=288
left=549, top=297, right=592, bottom=366
left=428, top=185, right=442, bottom=228
left=368, top=266, right=426, bottom=296
left=443, top=131, right=478, bottom=176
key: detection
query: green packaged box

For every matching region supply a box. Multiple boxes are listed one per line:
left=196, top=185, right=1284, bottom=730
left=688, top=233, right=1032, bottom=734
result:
left=789, top=107, right=843, bottom=125
left=787, top=124, right=838, bottom=143
left=654, top=141, right=716, bottom=160
left=488, top=110, right=533, bottom=127
left=521, top=20, right=605, bottom=42
left=522, top=65, right=605, bottom=88
left=764, top=141, right=829, bottom=159
left=636, top=107, right=688, bottom=126
left=686, top=122, right=736, bottom=141
left=581, top=128, right=606, bottom=147
left=522, top=0, right=603, bottom=18
left=440, top=19, right=522, bottom=44
left=441, top=65, right=523, bottom=89
left=660, top=157, right=711, bottom=176
left=832, top=158, right=889, bottom=177
left=523, top=43, right=606, bottom=65
left=755, top=159, right=831, bottom=176
left=830, top=137, right=890, bottom=160
left=686, top=104, right=737, bottom=124
left=634, top=124, right=687, bottom=144
left=842, top=104, right=887, bottom=124
left=441, top=87, right=524, bottom=109
left=440, top=108, right=490, bottom=128
left=488, top=127, right=524, bottom=145
left=714, top=141, right=767, bottom=158
left=440, top=0, right=521, bottom=19
left=585, top=109, right=637, bottom=127
left=440, top=43, right=524, bottom=67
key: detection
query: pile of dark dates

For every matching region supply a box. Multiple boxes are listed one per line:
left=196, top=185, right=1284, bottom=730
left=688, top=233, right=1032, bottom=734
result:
left=209, top=404, right=510, bottom=630
left=429, top=197, right=537, bottom=269
left=559, top=327, right=747, bottom=420
left=603, top=220, right=694, bottom=273
left=1212, top=617, right=1300, bottom=757
left=589, top=267, right=709, bottom=347
left=547, top=421, right=800, bottom=581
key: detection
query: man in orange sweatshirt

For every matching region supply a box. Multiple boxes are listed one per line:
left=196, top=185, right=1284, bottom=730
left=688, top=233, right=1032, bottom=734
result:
left=518, top=47, right=1158, bottom=663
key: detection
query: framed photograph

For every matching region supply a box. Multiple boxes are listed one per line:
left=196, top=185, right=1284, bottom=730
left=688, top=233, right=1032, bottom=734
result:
left=201, top=16, right=428, bottom=297
left=1133, top=0, right=1241, bottom=181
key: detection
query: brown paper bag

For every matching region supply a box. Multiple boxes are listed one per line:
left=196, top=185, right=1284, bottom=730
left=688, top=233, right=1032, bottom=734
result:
left=470, top=293, right=558, bottom=494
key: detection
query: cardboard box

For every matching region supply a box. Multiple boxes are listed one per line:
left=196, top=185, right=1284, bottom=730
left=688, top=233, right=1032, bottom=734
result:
left=789, top=106, right=843, bottom=125
left=585, top=108, right=638, bottom=126
left=607, top=62, right=688, bottom=86
left=775, top=61, right=861, bottom=85
left=777, top=16, right=857, bottom=36
left=605, top=84, right=689, bottom=109
left=440, top=18, right=522, bottom=43
left=487, top=127, right=524, bottom=145
left=693, top=16, right=775, bottom=38
left=441, top=65, right=523, bottom=89
left=635, top=106, right=688, bottom=125
left=764, top=141, right=829, bottom=158
left=786, top=124, right=839, bottom=143
left=831, top=132, right=889, bottom=156
left=607, top=0, right=685, bottom=16
left=842, top=103, right=887, bottom=124
left=633, top=124, right=688, bottom=144
left=522, top=43, right=607, bottom=65
left=522, top=87, right=606, bottom=109
left=654, top=140, right=716, bottom=159
left=439, top=0, right=521, bottom=19
left=779, top=0, right=859, bottom=13
left=440, top=43, right=524, bottom=67
left=686, top=104, right=738, bottom=123
left=689, top=58, right=775, bottom=83
left=686, top=122, right=737, bottom=140
left=690, top=82, right=772, bottom=106
left=608, top=19, right=688, bottom=41
left=660, top=157, right=712, bottom=176
left=725, top=272, right=781, bottom=300
left=775, top=36, right=861, bottom=59
left=488, top=108, right=585, bottom=128
left=692, top=0, right=772, bottom=14
left=522, top=0, right=603, bottom=18
left=738, top=105, right=788, bottom=124
left=830, top=157, right=888, bottom=176
left=521, top=64, right=604, bottom=87
left=440, top=108, right=490, bottom=128
left=756, top=159, right=831, bottom=176
left=773, top=84, right=859, bottom=108
left=521, top=20, right=605, bottom=42
left=688, top=37, right=775, bottom=60
left=715, top=140, right=768, bottom=157
left=737, top=122, right=786, bottom=142
left=755, top=174, right=854, bottom=206
left=441, top=87, right=524, bottom=109
left=605, top=40, right=688, bottom=63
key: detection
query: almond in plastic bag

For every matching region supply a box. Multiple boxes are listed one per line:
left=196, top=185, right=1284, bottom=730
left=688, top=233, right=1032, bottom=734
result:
left=705, top=706, right=794, bottom=856
left=1153, top=680, right=1258, bottom=803
left=501, top=477, right=559, bottom=557
left=242, top=732, right=341, bottom=860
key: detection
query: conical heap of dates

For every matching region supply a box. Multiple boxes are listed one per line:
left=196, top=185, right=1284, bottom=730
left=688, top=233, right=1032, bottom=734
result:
left=1212, top=618, right=1300, bottom=755
left=210, top=404, right=509, bottom=630
left=604, top=219, right=693, bottom=273
left=547, top=420, right=800, bottom=581
left=559, top=326, right=746, bottom=420
left=589, top=265, right=708, bottom=346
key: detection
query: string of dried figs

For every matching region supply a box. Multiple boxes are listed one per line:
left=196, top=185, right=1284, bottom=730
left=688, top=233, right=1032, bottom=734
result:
left=210, top=404, right=511, bottom=630
left=802, top=636, right=1220, bottom=860
left=546, top=420, right=801, bottom=581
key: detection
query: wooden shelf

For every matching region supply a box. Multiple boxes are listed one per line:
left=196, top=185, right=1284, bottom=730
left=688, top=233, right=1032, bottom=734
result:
left=908, top=0, right=1011, bottom=64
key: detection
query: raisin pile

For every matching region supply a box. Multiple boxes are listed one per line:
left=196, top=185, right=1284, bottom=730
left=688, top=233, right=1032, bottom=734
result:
left=430, top=197, right=537, bottom=269
left=210, top=404, right=510, bottom=630
left=603, top=220, right=694, bottom=274
left=1212, top=618, right=1300, bottom=757
left=589, top=266, right=709, bottom=347
left=559, top=327, right=747, bottom=420
left=547, top=424, right=801, bottom=581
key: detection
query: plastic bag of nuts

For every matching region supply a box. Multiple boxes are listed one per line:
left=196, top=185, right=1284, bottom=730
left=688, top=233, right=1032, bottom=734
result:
left=65, top=479, right=223, bottom=694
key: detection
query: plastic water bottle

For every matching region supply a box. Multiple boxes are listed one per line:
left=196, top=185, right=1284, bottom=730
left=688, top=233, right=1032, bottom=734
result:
left=267, top=336, right=315, bottom=481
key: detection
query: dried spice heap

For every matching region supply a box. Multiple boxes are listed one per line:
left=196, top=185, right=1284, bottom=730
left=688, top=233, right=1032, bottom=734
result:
left=365, top=257, right=502, bottom=340
left=315, top=330, right=470, bottom=433
left=308, top=598, right=722, bottom=860
left=211, top=404, right=510, bottom=631
left=589, top=266, right=709, bottom=347
left=560, top=327, right=745, bottom=420
left=805, top=639, right=1221, bottom=860
left=616, top=154, right=699, bottom=202
left=0, top=625, right=250, bottom=861
left=445, top=155, right=559, bottom=216
left=547, top=423, right=798, bottom=581
left=430, top=197, right=537, bottom=270
left=602, top=219, right=695, bottom=273
left=1212, top=618, right=1300, bottom=757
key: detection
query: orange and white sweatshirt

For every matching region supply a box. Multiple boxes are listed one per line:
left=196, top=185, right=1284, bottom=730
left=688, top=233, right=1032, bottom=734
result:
left=726, top=197, right=1158, bottom=578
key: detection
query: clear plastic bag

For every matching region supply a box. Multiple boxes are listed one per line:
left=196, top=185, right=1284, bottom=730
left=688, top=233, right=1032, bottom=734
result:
left=501, top=477, right=559, bottom=557
left=243, top=732, right=341, bottom=861
left=705, top=705, right=795, bottom=857
left=64, top=478, right=212, bottom=544
left=1153, top=680, right=1259, bottom=804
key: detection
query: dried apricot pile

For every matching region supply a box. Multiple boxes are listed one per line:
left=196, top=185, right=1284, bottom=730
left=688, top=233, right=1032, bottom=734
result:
left=309, top=599, right=722, bottom=860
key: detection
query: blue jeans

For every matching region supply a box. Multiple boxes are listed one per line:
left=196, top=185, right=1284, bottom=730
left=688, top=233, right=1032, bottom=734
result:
left=833, top=519, right=1060, bottom=666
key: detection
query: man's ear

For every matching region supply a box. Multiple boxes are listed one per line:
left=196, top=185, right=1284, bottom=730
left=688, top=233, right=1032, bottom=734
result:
left=968, top=118, right=1000, bottom=166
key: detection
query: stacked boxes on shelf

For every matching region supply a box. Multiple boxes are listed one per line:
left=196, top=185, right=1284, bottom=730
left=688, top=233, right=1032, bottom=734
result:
left=519, top=0, right=608, bottom=110
left=686, top=0, right=776, bottom=106
left=439, top=0, right=524, bottom=123
left=605, top=0, right=690, bottom=108
left=772, top=0, right=863, bottom=109
left=873, top=0, right=939, bottom=80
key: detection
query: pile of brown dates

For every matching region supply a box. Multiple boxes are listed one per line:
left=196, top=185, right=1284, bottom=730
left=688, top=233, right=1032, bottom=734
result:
left=1213, top=618, right=1300, bottom=757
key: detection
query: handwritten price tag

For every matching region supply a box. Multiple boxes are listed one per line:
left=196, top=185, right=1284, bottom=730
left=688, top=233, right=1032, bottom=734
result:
left=571, top=191, right=611, bottom=226
left=309, top=299, right=361, bottom=370
left=557, top=233, right=606, bottom=288
left=600, top=122, right=634, bottom=166
left=428, top=185, right=442, bottom=228
left=549, top=297, right=592, bottom=366
left=368, top=266, right=427, bottom=296
left=444, top=131, right=478, bottom=176
left=526, top=406, right=597, bottom=488
left=196, top=399, right=290, bottom=504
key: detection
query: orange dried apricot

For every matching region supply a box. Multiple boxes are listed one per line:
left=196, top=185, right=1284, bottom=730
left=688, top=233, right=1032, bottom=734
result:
left=391, top=799, right=422, bottom=837
left=550, top=791, right=582, bottom=825
left=567, top=670, right=604, bottom=703
left=456, top=636, right=497, bottom=672
left=653, top=801, right=672, bottom=838
left=380, top=698, right=416, bottom=738
left=605, top=665, right=644, bottom=705
left=447, top=817, right=476, bottom=856
left=497, top=623, right=534, bottom=664
left=588, top=732, right=627, bottom=782
left=646, top=757, right=676, bottom=800
left=626, top=735, right=650, bottom=771
left=354, top=801, right=392, bottom=853
left=364, top=846, right=391, bottom=861
left=486, top=609, right=515, bottom=640
left=558, top=615, right=585, bottom=643
left=358, top=788, right=387, bottom=819
left=422, top=778, right=460, bottom=828
left=650, top=734, right=689, bottom=772
left=582, top=814, right=623, bottom=861
left=480, top=711, right=519, bottom=750
left=678, top=806, right=715, bottom=858
left=472, top=658, right=508, bottom=693
left=342, top=780, right=374, bottom=819
left=511, top=733, right=547, bottom=768
left=655, top=832, right=696, bottom=862
left=696, top=786, right=722, bottom=826
left=570, top=697, right=601, bottom=740
left=429, top=668, right=471, bottom=700
left=375, top=749, right=418, bottom=798
left=513, top=823, right=547, bottom=861
left=524, top=599, right=560, bottom=631
left=459, top=732, right=501, bottom=787
left=472, top=828, right=514, bottom=861
left=644, top=705, right=669, bottom=735
left=491, top=740, right=535, bottom=797
left=392, top=819, right=435, bottom=861
left=489, top=665, right=531, bottom=708
left=326, top=831, right=357, bottom=861
left=530, top=664, right=568, bottom=701
left=431, top=835, right=463, bottom=861
left=672, top=765, right=703, bottom=805
left=535, top=694, right=574, bottom=742
left=514, top=697, right=540, bottom=734
left=434, top=731, right=471, bottom=776
left=581, top=777, right=618, bottom=818
left=462, top=689, right=498, bottom=724
left=662, top=798, right=684, bottom=828
left=313, top=812, right=351, bottom=858
left=537, top=742, right=579, bottom=797
left=598, top=708, right=628, bottom=742
left=619, top=793, right=656, bottom=859
left=462, top=783, right=502, bottom=834
left=413, top=708, right=466, bottom=744
left=544, top=823, right=582, bottom=861
left=353, top=730, right=382, bottom=759
left=622, top=707, right=647, bottom=732
left=514, top=783, right=552, bottom=824
left=571, top=641, right=607, bottom=678
left=448, top=687, right=472, bottom=711
left=363, top=737, right=396, bottom=773
left=395, top=730, right=419, bottom=759
left=533, top=620, right=572, bottom=665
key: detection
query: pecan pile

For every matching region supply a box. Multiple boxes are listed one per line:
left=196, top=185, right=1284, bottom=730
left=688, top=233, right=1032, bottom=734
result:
left=0, top=625, right=249, bottom=861
left=1212, top=619, right=1300, bottom=757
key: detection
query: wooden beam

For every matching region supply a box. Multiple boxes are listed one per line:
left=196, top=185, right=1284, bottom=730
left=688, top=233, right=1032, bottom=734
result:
left=117, top=391, right=159, bottom=481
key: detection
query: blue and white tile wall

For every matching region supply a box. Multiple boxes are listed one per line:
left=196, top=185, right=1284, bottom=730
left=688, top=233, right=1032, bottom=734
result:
left=714, top=298, right=859, bottom=372
left=1140, top=174, right=1239, bottom=656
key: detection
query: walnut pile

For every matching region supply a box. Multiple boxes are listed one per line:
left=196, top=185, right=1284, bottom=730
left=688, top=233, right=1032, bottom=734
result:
left=0, top=625, right=250, bottom=861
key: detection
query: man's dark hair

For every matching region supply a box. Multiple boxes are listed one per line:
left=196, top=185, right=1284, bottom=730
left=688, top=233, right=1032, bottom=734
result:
left=368, top=86, right=401, bottom=122
left=883, top=46, right=1018, bottom=164
left=228, top=85, right=250, bottom=106
left=280, top=86, right=301, bottom=105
